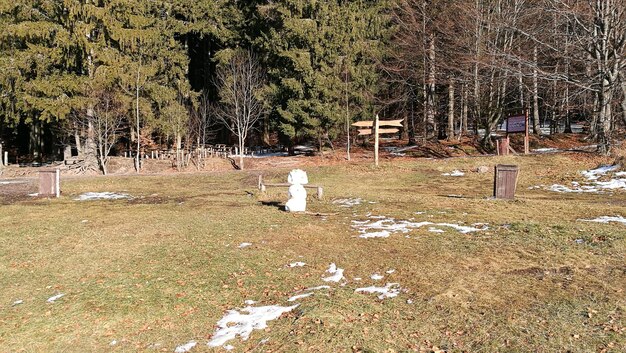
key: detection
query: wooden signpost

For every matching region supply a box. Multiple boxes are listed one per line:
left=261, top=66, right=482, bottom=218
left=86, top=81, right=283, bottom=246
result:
left=352, top=115, right=403, bottom=167
left=502, top=109, right=530, bottom=155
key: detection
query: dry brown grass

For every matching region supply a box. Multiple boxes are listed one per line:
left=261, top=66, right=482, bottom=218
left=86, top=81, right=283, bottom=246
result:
left=0, top=152, right=624, bottom=352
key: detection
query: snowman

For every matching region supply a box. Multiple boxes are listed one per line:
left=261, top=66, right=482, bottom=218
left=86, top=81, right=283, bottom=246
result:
left=285, top=169, right=308, bottom=212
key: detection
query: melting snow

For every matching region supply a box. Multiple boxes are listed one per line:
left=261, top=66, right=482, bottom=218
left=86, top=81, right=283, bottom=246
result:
left=352, top=215, right=486, bottom=237
left=12, top=300, right=23, bottom=306
left=428, top=227, right=445, bottom=233
left=547, top=165, right=626, bottom=193
left=175, top=340, right=197, bottom=353
left=47, top=294, right=64, bottom=303
left=0, top=180, right=27, bottom=185
left=244, top=300, right=257, bottom=305
left=371, top=274, right=384, bottom=280
left=75, top=192, right=131, bottom=201
left=207, top=305, right=298, bottom=348
left=443, top=170, right=465, bottom=177
left=287, top=293, right=313, bottom=302
left=533, top=148, right=559, bottom=153
left=355, top=283, right=401, bottom=299
left=386, top=269, right=395, bottom=274
left=322, top=263, right=345, bottom=282
left=288, top=262, right=306, bottom=268
left=578, top=216, right=626, bottom=225
left=224, top=345, right=235, bottom=351
left=332, top=198, right=364, bottom=207
left=238, top=243, right=252, bottom=249
left=582, top=165, right=620, bottom=181
left=305, top=285, right=331, bottom=291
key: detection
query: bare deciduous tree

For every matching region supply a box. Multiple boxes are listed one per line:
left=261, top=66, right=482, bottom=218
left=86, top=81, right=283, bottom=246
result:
left=215, top=50, right=266, bottom=170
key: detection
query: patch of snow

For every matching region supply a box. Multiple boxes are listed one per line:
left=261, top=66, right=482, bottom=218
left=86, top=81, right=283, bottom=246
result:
left=533, top=148, right=559, bottom=153
left=370, top=274, right=384, bottom=280
left=322, top=263, right=344, bottom=282
left=230, top=152, right=289, bottom=159
left=616, top=171, right=626, bottom=177
left=386, top=269, right=395, bottom=274
left=305, top=285, right=331, bottom=291
left=353, top=216, right=486, bottom=238
left=207, top=305, right=299, bottom=348
left=75, top=192, right=131, bottom=201
left=578, top=216, right=626, bottom=225
left=288, top=262, right=306, bottom=268
left=406, top=299, right=414, bottom=304
left=47, top=294, right=64, bottom=303
left=224, top=345, right=235, bottom=351
left=238, top=243, right=252, bottom=249
left=548, top=184, right=596, bottom=193
left=175, top=340, right=197, bottom=353
left=332, top=198, right=363, bottom=208
left=0, top=180, right=27, bottom=185
left=355, top=283, right=402, bottom=300
left=287, top=293, right=313, bottom=302
left=353, top=277, right=362, bottom=281
left=428, top=227, right=445, bottom=233
left=109, top=340, right=117, bottom=346
left=28, top=193, right=39, bottom=197
left=359, top=230, right=391, bottom=239
left=244, top=300, right=257, bottom=305
left=442, top=170, right=465, bottom=177
left=581, top=165, right=620, bottom=181
left=12, top=300, right=23, bottom=306
left=436, top=223, right=485, bottom=234
left=595, top=179, right=626, bottom=190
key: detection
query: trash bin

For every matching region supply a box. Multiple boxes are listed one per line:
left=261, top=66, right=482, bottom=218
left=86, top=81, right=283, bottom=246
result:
left=39, top=169, right=60, bottom=198
left=494, top=164, right=519, bottom=199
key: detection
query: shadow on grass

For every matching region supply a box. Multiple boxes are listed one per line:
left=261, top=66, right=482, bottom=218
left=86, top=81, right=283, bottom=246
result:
left=259, top=200, right=285, bottom=211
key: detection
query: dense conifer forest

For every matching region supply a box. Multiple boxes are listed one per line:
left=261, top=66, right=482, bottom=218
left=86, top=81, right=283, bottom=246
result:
left=1, top=1, right=624, bottom=169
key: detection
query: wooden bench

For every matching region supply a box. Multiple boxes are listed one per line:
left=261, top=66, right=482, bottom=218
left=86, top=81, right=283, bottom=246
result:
left=258, top=175, right=324, bottom=199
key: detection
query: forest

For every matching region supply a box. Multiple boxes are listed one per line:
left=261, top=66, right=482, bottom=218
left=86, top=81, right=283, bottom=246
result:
left=1, top=0, right=625, bottom=173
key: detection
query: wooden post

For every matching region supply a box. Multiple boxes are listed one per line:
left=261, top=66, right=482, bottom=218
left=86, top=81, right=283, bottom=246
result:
left=374, top=114, right=380, bottom=167
left=524, top=108, right=530, bottom=154
left=4, top=151, right=8, bottom=166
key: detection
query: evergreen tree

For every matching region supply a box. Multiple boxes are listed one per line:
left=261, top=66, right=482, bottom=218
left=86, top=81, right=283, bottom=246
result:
left=256, top=0, right=390, bottom=148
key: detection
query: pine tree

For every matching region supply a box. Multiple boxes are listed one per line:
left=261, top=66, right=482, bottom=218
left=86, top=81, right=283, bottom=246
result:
left=256, top=0, right=390, bottom=149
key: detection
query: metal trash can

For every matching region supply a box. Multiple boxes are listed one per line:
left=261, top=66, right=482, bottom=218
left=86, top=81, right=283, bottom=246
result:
left=39, top=169, right=60, bottom=198
left=494, top=164, right=519, bottom=199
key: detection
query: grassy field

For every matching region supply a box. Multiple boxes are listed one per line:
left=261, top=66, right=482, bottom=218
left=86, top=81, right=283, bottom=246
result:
left=1, top=153, right=625, bottom=352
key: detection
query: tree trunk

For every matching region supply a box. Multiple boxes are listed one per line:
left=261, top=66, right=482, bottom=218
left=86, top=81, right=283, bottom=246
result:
left=135, top=64, right=141, bottom=173
left=532, top=46, right=540, bottom=134
left=239, top=138, right=244, bottom=170
left=461, top=83, right=468, bottom=136
left=447, top=78, right=455, bottom=140
left=621, top=78, right=626, bottom=127
left=425, top=33, right=436, bottom=139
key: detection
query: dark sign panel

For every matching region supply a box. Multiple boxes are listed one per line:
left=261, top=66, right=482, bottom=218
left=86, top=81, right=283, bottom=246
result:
left=507, top=115, right=526, bottom=133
